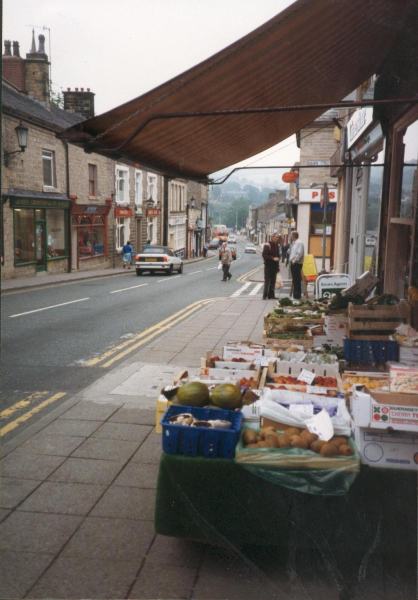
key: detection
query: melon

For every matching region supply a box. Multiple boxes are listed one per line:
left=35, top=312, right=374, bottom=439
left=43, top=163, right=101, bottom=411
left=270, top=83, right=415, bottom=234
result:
left=211, top=383, right=242, bottom=410
left=177, top=382, right=210, bottom=407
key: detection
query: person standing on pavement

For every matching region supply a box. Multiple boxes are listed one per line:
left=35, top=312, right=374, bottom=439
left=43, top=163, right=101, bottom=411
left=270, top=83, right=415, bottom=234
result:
left=146, top=239, right=151, bottom=247
left=121, top=240, right=134, bottom=269
left=262, top=233, right=281, bottom=300
left=289, top=231, right=305, bottom=299
left=220, top=242, right=232, bottom=281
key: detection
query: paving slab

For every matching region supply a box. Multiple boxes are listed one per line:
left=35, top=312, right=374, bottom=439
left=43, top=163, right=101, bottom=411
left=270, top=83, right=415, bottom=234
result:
left=29, top=556, right=140, bottom=599
left=109, top=407, right=156, bottom=425
left=90, top=486, right=156, bottom=521
left=0, top=509, right=11, bottom=523
left=130, top=563, right=197, bottom=600
left=71, top=437, right=140, bottom=462
left=48, top=457, right=126, bottom=485
left=1, top=477, right=43, bottom=509
left=91, top=422, right=152, bottom=443
left=60, top=401, right=120, bottom=421
left=0, top=511, right=82, bottom=554
left=17, top=481, right=107, bottom=515
left=0, top=550, right=53, bottom=599
left=20, top=433, right=86, bottom=456
left=113, top=462, right=159, bottom=488
left=37, top=418, right=103, bottom=437
left=146, top=535, right=204, bottom=568
left=61, top=516, right=155, bottom=561
left=0, top=452, right=66, bottom=480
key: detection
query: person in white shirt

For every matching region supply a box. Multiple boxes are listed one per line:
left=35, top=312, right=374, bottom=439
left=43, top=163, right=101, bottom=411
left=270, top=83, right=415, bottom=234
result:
left=289, top=231, right=305, bottom=299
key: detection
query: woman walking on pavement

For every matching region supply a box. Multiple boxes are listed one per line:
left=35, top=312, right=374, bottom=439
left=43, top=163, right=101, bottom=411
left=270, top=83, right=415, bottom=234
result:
left=220, top=242, right=232, bottom=281
left=121, top=240, right=134, bottom=269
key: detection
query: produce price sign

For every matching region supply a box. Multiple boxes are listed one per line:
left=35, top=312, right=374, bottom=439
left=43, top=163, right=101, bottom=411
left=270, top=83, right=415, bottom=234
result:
left=297, top=369, right=316, bottom=385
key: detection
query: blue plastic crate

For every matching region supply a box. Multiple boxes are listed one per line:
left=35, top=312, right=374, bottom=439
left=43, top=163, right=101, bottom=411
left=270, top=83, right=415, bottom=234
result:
left=160, top=405, right=243, bottom=459
left=344, top=339, right=399, bottom=363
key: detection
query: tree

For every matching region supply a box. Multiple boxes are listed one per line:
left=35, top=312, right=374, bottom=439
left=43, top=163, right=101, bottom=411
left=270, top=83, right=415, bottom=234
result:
left=50, top=91, right=64, bottom=108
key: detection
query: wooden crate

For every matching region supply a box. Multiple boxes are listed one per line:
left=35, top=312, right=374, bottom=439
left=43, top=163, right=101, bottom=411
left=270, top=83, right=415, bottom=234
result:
left=264, top=315, right=324, bottom=327
left=347, top=301, right=411, bottom=340
left=262, top=329, right=313, bottom=349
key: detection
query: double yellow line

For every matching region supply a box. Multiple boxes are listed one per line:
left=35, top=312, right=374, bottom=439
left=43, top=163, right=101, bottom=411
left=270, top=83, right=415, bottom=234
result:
left=84, top=297, right=225, bottom=368
left=237, top=265, right=263, bottom=283
left=0, top=392, right=67, bottom=438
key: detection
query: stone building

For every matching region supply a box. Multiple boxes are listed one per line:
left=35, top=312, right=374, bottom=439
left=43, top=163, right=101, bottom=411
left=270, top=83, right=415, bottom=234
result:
left=248, top=190, right=286, bottom=244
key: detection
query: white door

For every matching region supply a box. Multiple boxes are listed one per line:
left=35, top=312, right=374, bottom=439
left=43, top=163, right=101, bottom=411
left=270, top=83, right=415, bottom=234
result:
left=348, top=165, right=370, bottom=281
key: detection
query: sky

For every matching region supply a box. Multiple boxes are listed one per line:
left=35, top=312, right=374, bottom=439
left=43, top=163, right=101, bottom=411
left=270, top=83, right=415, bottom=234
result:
left=4, top=0, right=300, bottom=180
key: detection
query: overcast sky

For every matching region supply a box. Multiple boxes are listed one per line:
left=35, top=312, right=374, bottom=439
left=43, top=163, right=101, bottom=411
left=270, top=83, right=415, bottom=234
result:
left=4, top=0, right=300, bottom=178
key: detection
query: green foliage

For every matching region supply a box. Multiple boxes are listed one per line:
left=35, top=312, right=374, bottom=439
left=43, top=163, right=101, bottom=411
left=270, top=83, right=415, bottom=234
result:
left=50, top=91, right=64, bottom=108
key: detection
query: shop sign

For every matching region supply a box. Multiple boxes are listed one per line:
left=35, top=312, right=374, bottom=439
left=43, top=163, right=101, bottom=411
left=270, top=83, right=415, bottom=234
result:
left=347, top=107, right=373, bottom=149
left=169, top=216, right=186, bottom=226
left=10, top=197, right=71, bottom=209
left=282, top=171, right=298, bottom=183
left=115, top=208, right=132, bottom=217
left=307, top=160, right=330, bottom=166
left=146, top=208, right=160, bottom=217
left=316, top=274, right=352, bottom=299
left=84, top=206, right=99, bottom=213
left=350, top=123, right=383, bottom=161
left=298, top=189, right=338, bottom=203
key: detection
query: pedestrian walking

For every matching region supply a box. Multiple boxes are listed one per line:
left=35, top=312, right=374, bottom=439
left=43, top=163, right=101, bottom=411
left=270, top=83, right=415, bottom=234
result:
left=121, top=240, right=134, bottom=269
left=262, top=233, right=281, bottom=300
left=220, top=242, right=232, bottom=281
left=289, top=231, right=305, bottom=299
left=281, top=242, right=289, bottom=263
left=202, top=243, right=208, bottom=258
left=146, top=239, right=151, bottom=247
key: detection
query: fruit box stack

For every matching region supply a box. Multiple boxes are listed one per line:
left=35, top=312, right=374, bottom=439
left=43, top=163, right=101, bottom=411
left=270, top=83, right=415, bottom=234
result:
left=350, top=385, right=418, bottom=471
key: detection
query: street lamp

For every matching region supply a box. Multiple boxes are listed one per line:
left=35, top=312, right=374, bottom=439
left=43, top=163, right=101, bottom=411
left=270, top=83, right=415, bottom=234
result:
left=310, top=182, right=338, bottom=274
left=4, top=120, right=29, bottom=167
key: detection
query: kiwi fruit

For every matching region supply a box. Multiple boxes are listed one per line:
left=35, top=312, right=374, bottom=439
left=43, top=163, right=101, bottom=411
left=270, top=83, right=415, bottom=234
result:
left=256, top=436, right=262, bottom=442
left=260, top=427, right=276, bottom=440
left=328, top=436, right=348, bottom=448
left=339, top=444, right=354, bottom=456
left=242, top=430, right=258, bottom=445
left=257, top=441, right=267, bottom=448
left=277, top=434, right=291, bottom=448
left=246, top=443, right=258, bottom=448
left=265, top=434, right=280, bottom=448
left=320, top=443, right=339, bottom=457
left=285, top=427, right=300, bottom=437
left=290, top=435, right=309, bottom=449
left=310, top=440, right=326, bottom=453
left=300, top=432, right=319, bottom=445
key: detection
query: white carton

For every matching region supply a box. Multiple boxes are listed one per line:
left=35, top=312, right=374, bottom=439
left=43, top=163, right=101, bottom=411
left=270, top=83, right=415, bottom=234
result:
left=324, top=315, right=348, bottom=344
left=351, top=386, right=418, bottom=470
left=223, top=343, right=264, bottom=360
left=342, top=271, right=379, bottom=298
left=399, top=346, right=418, bottom=366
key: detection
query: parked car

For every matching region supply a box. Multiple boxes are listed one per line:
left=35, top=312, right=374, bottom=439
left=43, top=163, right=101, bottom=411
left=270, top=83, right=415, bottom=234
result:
left=208, top=238, right=220, bottom=249
left=227, top=234, right=237, bottom=243
left=135, top=246, right=183, bottom=276
left=219, top=245, right=237, bottom=260
left=245, top=243, right=257, bottom=254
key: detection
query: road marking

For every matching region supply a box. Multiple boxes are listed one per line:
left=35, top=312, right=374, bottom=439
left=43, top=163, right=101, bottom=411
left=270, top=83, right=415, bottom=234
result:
left=236, top=265, right=263, bottom=282
left=249, top=283, right=263, bottom=296
left=188, top=270, right=202, bottom=275
left=0, top=392, right=67, bottom=437
left=156, top=275, right=181, bottom=282
left=230, top=282, right=252, bottom=297
left=0, top=392, right=49, bottom=418
left=100, top=298, right=223, bottom=368
left=206, top=267, right=218, bottom=270
left=110, top=284, right=148, bottom=294
left=84, top=297, right=226, bottom=367
left=9, top=298, right=90, bottom=318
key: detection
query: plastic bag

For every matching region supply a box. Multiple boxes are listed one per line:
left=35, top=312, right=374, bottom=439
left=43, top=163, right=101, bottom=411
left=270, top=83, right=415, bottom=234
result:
left=218, top=263, right=222, bottom=270
left=275, top=273, right=283, bottom=289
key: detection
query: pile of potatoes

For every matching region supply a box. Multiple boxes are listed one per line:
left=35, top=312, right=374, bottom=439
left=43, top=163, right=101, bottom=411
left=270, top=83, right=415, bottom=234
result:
left=242, top=427, right=354, bottom=457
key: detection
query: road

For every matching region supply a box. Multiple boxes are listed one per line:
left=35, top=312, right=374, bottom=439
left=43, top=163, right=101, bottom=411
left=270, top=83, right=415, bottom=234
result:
left=1, top=239, right=265, bottom=440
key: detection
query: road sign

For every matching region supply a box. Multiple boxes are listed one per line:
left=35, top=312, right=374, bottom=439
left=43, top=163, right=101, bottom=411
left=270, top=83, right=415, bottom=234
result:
left=315, top=273, right=352, bottom=299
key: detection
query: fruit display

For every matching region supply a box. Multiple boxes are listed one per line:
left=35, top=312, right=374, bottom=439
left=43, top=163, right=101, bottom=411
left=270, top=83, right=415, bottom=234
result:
left=177, top=382, right=210, bottom=407
left=209, top=356, right=251, bottom=363
left=238, top=376, right=255, bottom=387
left=211, top=383, right=243, bottom=409
left=270, top=375, right=338, bottom=387
left=240, top=427, right=354, bottom=457
left=342, top=376, right=388, bottom=392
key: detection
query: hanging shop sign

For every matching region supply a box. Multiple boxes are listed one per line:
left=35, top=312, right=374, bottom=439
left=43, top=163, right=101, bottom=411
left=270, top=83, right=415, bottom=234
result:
left=282, top=171, right=298, bottom=183
left=10, top=197, right=71, bottom=210
left=115, top=208, right=132, bottom=217
left=350, top=122, right=383, bottom=161
left=146, top=208, right=160, bottom=217
left=316, top=273, right=352, bottom=299
left=347, top=107, right=373, bottom=149
left=298, top=189, right=338, bottom=203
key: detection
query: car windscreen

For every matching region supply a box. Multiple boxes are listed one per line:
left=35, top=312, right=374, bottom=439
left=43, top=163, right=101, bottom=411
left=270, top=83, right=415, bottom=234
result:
left=141, top=247, right=166, bottom=254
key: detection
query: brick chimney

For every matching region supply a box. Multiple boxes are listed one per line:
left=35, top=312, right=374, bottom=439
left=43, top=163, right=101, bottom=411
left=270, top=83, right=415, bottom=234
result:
left=25, top=32, right=50, bottom=108
left=2, top=39, right=25, bottom=90
left=63, top=88, right=95, bottom=119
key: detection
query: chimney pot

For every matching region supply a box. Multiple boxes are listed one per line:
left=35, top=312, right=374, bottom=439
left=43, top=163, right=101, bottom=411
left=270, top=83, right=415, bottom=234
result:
left=67, top=87, right=71, bottom=91
left=12, top=41, right=21, bottom=57
left=4, top=40, right=12, bottom=56
left=75, top=87, right=79, bottom=91
left=81, top=87, right=84, bottom=91
left=38, top=34, right=46, bottom=54
left=87, top=88, right=90, bottom=92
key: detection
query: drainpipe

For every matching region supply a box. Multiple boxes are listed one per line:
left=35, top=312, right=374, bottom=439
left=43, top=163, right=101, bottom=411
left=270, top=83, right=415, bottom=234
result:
left=163, top=176, right=169, bottom=246
left=62, top=140, right=71, bottom=273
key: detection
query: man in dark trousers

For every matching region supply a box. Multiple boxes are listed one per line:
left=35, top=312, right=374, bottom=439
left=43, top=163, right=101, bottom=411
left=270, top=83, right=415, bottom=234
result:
left=262, top=233, right=281, bottom=300
left=289, top=231, right=305, bottom=299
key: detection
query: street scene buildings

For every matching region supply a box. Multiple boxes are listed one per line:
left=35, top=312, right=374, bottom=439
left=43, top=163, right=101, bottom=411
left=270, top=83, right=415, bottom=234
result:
left=1, top=1, right=417, bottom=599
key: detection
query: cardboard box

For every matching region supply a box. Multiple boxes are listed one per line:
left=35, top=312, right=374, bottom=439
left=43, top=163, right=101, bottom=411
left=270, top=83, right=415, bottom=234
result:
left=351, top=386, right=418, bottom=470
left=324, top=315, right=348, bottom=344
left=389, top=363, right=418, bottom=394
left=342, top=271, right=379, bottom=298
left=399, top=346, right=418, bottom=365
left=223, top=342, right=264, bottom=360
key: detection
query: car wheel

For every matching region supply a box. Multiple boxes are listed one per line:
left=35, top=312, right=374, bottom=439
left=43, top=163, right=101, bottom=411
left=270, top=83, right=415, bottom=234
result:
left=178, top=263, right=183, bottom=274
left=136, top=269, right=142, bottom=276
left=167, top=265, right=173, bottom=276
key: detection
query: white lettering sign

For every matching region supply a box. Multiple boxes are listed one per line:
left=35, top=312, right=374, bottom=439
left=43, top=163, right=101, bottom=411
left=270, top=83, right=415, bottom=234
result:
left=298, top=189, right=338, bottom=204
left=347, top=107, right=373, bottom=148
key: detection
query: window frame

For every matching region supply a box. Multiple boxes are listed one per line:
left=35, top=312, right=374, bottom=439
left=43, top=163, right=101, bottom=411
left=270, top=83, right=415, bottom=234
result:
left=72, top=214, right=107, bottom=260
left=116, top=217, right=130, bottom=250
left=135, top=169, right=143, bottom=206
left=88, top=164, right=98, bottom=197
left=42, top=149, right=55, bottom=188
left=147, top=173, right=158, bottom=202
left=115, top=164, right=130, bottom=205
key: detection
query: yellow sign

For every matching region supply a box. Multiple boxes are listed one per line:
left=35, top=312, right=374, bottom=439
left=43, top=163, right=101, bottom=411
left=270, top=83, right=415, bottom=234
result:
left=303, top=254, right=318, bottom=281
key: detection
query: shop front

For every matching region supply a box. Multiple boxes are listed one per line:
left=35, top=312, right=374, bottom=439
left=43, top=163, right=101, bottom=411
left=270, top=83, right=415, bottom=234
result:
left=5, top=193, right=72, bottom=278
left=168, top=215, right=186, bottom=258
left=71, top=201, right=112, bottom=271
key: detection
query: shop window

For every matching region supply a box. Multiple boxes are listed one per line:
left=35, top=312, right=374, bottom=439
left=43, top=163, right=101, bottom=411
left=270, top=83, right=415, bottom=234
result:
left=88, top=164, right=97, bottom=196
left=399, top=120, right=418, bottom=219
left=135, top=170, right=143, bottom=206
left=74, top=215, right=106, bottom=259
left=46, top=209, right=67, bottom=258
left=42, top=149, right=55, bottom=187
left=116, top=165, right=129, bottom=204
left=116, top=217, right=130, bottom=249
left=309, top=204, right=333, bottom=235
left=14, top=209, right=35, bottom=264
